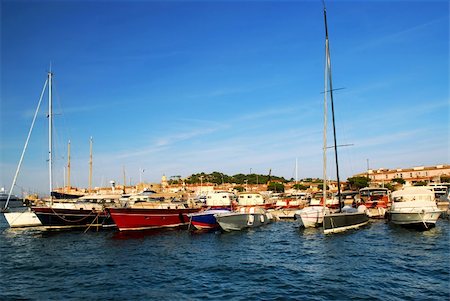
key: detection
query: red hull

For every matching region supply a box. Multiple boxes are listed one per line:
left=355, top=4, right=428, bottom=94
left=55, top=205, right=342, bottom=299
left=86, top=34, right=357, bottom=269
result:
left=107, top=207, right=200, bottom=231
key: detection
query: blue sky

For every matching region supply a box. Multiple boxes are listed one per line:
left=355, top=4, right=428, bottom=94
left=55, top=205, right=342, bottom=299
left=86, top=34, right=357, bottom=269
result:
left=1, top=0, right=448, bottom=195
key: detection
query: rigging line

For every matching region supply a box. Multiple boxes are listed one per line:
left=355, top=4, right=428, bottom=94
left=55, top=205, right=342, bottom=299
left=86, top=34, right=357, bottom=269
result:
left=3, top=79, right=48, bottom=211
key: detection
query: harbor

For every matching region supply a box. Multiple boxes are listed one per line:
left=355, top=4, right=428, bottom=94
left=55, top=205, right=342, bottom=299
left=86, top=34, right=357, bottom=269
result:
left=1, top=0, right=449, bottom=300
left=1, top=216, right=448, bottom=300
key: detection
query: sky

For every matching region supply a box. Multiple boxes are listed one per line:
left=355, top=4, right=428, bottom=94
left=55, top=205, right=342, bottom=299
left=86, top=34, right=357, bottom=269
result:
left=1, top=0, right=448, bottom=196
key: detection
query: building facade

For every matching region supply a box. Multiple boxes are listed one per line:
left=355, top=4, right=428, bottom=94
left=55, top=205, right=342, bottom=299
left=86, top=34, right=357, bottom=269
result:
left=359, top=164, right=450, bottom=185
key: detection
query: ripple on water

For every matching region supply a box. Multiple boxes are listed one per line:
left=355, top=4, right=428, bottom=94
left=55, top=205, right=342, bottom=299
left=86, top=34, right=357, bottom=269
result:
left=1, top=218, right=449, bottom=300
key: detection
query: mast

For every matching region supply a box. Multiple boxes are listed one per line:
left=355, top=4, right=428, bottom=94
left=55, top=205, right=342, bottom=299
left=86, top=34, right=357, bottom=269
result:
left=323, top=4, right=343, bottom=210
left=3, top=77, right=48, bottom=210
left=295, top=158, right=298, bottom=193
left=88, top=136, right=93, bottom=193
left=123, top=166, right=126, bottom=193
left=48, top=71, right=53, bottom=204
left=67, top=140, right=71, bottom=189
left=322, top=5, right=329, bottom=209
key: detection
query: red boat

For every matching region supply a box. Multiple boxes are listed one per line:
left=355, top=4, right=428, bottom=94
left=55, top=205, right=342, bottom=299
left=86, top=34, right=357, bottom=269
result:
left=107, top=207, right=200, bottom=231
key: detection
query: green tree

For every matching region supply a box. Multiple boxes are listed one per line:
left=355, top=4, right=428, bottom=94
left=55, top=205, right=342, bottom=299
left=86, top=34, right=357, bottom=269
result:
left=413, top=181, right=428, bottom=186
left=384, top=183, right=396, bottom=191
left=267, top=182, right=285, bottom=192
left=440, top=175, right=450, bottom=183
left=316, top=183, right=329, bottom=191
left=347, top=176, right=370, bottom=190
left=234, top=186, right=245, bottom=192
left=293, top=183, right=308, bottom=190
left=392, top=178, right=406, bottom=185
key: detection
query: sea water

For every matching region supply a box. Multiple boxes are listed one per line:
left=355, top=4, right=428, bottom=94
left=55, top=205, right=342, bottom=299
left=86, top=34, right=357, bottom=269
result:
left=1, top=216, right=449, bottom=300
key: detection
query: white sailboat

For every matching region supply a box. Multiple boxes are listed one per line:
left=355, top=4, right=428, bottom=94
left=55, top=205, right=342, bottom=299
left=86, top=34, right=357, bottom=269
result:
left=2, top=72, right=54, bottom=227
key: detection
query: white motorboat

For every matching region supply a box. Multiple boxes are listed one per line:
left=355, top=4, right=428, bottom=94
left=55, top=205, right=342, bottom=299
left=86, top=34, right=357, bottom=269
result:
left=388, top=186, right=442, bottom=229
left=215, top=207, right=273, bottom=231
left=294, top=206, right=329, bottom=228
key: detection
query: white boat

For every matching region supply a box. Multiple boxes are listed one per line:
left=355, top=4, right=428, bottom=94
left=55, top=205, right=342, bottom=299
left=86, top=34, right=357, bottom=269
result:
left=302, top=4, right=369, bottom=233
left=0, top=188, right=24, bottom=209
left=204, top=191, right=235, bottom=208
left=294, top=206, right=329, bottom=228
left=237, top=192, right=275, bottom=209
left=1, top=72, right=54, bottom=228
left=4, top=208, right=42, bottom=228
left=358, top=187, right=390, bottom=219
left=215, top=207, right=273, bottom=231
left=388, top=186, right=442, bottom=229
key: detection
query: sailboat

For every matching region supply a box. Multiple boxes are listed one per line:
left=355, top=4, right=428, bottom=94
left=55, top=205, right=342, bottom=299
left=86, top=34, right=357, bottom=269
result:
left=1, top=73, right=52, bottom=228
left=320, top=4, right=369, bottom=234
left=295, top=4, right=368, bottom=233
left=23, top=71, right=116, bottom=230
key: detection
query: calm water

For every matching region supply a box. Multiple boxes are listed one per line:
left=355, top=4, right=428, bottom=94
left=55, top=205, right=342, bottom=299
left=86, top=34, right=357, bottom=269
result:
left=1, top=216, right=449, bottom=301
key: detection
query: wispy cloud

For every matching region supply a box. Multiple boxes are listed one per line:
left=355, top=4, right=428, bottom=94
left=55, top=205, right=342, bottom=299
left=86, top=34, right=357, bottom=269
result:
left=355, top=17, right=446, bottom=52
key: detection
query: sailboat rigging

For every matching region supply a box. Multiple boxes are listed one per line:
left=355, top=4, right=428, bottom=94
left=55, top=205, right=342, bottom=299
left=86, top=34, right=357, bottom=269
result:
left=321, top=3, right=369, bottom=234
left=295, top=3, right=369, bottom=233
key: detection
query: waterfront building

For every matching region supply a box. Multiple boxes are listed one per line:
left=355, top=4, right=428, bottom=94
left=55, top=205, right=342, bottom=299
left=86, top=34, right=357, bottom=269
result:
left=355, top=164, right=450, bottom=186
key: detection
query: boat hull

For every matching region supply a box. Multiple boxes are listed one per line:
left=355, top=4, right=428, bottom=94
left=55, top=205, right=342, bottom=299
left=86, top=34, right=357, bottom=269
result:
left=366, top=207, right=387, bottom=219
left=215, top=211, right=272, bottom=231
left=189, top=209, right=230, bottom=230
left=108, top=208, right=200, bottom=231
left=294, top=206, right=325, bottom=228
left=33, top=207, right=113, bottom=230
left=3, top=209, right=42, bottom=228
left=323, top=211, right=369, bottom=234
left=388, top=210, right=441, bottom=229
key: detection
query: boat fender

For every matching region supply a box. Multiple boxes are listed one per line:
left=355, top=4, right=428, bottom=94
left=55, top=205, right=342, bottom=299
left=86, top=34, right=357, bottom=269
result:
left=357, top=205, right=367, bottom=213
left=247, top=215, right=254, bottom=226
left=260, top=215, right=265, bottom=223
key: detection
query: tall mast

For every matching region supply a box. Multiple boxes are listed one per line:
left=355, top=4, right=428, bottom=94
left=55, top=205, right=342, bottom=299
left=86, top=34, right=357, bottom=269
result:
left=123, top=166, right=126, bottom=193
left=3, top=77, right=48, bottom=210
left=48, top=71, right=53, bottom=204
left=88, top=136, right=93, bottom=193
left=322, top=6, right=329, bottom=209
left=323, top=4, right=343, bottom=210
left=67, top=140, right=71, bottom=189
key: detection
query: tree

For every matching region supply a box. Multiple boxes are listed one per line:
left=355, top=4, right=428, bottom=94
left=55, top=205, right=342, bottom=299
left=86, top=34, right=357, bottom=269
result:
left=347, top=176, right=370, bottom=190
left=267, top=182, right=284, bottom=192
left=413, top=181, right=427, bottom=186
left=440, top=175, right=450, bottom=183
left=392, top=178, right=406, bottom=185
left=234, top=186, right=245, bottom=192
left=316, top=183, right=329, bottom=191
left=384, top=183, right=396, bottom=191
left=293, top=183, right=308, bottom=190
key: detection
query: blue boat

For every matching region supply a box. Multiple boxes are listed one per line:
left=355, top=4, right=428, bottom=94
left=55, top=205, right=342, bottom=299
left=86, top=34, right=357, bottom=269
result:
left=188, top=209, right=231, bottom=230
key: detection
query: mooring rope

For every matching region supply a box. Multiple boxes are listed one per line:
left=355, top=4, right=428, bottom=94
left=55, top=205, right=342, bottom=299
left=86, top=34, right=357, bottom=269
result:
left=49, top=206, right=96, bottom=223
